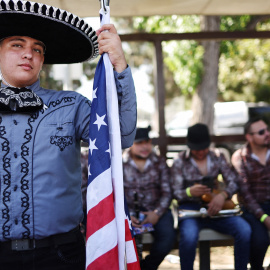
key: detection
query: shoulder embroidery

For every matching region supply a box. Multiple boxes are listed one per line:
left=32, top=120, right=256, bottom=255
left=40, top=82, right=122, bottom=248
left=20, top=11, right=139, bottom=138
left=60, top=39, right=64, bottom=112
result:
left=45, top=96, right=76, bottom=111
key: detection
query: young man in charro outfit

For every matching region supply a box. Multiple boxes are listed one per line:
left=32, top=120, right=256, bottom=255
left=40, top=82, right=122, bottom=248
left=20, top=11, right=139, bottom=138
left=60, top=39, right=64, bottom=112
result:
left=171, top=123, right=251, bottom=270
left=0, top=1, right=136, bottom=269
left=232, top=117, right=270, bottom=270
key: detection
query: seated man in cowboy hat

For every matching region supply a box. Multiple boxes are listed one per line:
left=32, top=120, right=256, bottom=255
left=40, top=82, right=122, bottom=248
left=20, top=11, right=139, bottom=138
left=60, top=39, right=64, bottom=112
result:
left=171, top=123, right=251, bottom=270
left=123, top=126, right=175, bottom=270
left=0, top=1, right=136, bottom=269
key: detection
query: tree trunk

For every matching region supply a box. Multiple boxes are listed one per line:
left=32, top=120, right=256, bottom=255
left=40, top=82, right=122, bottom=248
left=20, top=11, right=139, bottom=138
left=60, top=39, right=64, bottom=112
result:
left=191, top=16, right=220, bottom=134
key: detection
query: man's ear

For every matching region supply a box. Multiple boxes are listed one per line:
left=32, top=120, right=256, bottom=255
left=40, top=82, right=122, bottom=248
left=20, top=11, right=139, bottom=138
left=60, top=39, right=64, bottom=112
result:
left=245, top=133, right=253, bottom=144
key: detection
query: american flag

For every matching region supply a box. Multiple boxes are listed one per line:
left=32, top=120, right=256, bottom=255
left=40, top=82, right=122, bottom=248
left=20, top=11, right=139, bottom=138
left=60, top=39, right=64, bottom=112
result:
left=124, top=197, right=141, bottom=269
left=85, top=7, right=140, bottom=270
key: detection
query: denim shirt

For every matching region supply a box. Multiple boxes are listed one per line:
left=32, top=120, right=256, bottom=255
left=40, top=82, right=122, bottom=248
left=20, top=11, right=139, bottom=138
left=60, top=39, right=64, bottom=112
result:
left=0, top=67, right=136, bottom=241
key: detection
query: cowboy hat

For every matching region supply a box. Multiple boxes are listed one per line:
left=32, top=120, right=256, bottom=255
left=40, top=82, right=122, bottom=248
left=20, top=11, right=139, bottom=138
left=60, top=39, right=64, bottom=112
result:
left=187, top=123, right=211, bottom=150
left=0, top=0, right=99, bottom=64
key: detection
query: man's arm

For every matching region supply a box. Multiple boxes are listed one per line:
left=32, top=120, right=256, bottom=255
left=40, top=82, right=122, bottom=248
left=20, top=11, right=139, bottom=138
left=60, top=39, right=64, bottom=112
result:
left=142, top=157, right=172, bottom=226
left=171, top=157, right=188, bottom=202
left=231, top=150, right=265, bottom=219
left=206, top=153, right=238, bottom=215
left=171, top=156, right=210, bottom=202
left=96, top=24, right=127, bottom=73
left=114, top=67, right=137, bottom=149
left=96, top=24, right=137, bottom=148
left=218, top=153, right=239, bottom=197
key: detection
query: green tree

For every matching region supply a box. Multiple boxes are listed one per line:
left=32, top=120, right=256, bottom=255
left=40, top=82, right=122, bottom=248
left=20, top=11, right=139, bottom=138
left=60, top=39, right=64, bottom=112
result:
left=118, top=15, right=270, bottom=131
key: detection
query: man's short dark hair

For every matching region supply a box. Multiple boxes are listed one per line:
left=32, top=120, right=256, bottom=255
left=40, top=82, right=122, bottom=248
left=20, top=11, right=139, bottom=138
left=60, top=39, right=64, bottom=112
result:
left=244, top=117, right=267, bottom=135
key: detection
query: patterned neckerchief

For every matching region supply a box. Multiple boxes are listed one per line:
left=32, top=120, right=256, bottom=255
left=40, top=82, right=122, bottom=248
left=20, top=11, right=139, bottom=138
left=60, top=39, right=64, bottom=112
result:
left=0, top=86, right=43, bottom=113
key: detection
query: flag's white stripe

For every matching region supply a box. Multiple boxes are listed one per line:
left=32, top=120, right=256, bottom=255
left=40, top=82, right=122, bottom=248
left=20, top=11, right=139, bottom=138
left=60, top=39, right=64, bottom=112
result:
left=125, top=240, right=137, bottom=263
left=87, top=168, right=112, bottom=211
left=86, top=218, right=118, bottom=266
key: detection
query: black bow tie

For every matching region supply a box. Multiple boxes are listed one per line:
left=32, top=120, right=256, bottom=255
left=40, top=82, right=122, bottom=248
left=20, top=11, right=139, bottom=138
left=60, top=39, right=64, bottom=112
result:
left=0, top=87, right=43, bottom=113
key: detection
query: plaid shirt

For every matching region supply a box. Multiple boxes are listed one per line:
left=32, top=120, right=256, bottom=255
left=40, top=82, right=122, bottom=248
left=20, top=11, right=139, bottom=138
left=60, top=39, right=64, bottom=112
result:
left=123, top=151, right=172, bottom=217
left=232, top=144, right=270, bottom=219
left=172, top=149, right=239, bottom=204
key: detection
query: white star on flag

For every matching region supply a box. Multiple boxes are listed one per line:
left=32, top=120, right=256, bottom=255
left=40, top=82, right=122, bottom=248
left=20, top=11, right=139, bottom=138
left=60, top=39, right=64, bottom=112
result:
left=94, top=113, right=107, bottom=131
left=92, top=87, right=98, bottom=99
left=89, top=138, right=98, bottom=155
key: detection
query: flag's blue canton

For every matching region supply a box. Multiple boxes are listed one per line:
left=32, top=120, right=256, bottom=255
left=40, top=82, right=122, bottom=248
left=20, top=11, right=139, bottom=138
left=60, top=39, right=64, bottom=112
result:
left=88, top=55, right=111, bottom=184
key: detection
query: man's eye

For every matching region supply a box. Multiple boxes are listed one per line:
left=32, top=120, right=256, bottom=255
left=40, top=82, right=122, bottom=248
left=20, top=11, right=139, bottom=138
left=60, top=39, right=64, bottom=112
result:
left=12, top=44, right=22, bottom=48
left=33, top=48, right=43, bottom=54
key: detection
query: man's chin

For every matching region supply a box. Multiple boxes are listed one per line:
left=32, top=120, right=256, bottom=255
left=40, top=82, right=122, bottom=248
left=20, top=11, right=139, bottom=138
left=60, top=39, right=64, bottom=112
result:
left=134, top=154, right=148, bottom=160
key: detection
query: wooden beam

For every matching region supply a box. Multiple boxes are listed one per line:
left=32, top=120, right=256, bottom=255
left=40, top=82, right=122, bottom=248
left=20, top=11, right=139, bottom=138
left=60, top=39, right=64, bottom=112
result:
left=152, top=135, right=245, bottom=145
left=120, top=30, right=270, bottom=42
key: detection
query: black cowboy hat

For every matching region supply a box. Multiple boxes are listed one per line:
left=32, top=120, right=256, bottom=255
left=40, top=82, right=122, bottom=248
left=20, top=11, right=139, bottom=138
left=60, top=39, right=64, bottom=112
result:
left=187, top=123, right=211, bottom=150
left=0, top=0, right=99, bottom=64
left=134, top=126, right=151, bottom=143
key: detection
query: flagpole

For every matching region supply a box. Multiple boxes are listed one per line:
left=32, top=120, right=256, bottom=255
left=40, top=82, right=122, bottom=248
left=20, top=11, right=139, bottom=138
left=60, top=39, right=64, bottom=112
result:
left=99, top=0, right=110, bottom=13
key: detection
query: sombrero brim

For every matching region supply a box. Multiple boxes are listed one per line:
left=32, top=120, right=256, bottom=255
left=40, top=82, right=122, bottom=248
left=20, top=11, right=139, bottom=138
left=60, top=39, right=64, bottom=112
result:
left=0, top=1, right=99, bottom=64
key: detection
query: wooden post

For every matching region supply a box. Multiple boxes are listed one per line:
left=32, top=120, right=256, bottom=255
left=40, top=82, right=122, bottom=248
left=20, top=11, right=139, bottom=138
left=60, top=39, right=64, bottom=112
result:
left=153, top=40, right=167, bottom=157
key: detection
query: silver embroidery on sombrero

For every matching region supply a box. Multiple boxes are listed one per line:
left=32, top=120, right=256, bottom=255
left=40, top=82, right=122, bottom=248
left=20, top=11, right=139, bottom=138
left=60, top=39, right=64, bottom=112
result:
left=0, top=0, right=99, bottom=61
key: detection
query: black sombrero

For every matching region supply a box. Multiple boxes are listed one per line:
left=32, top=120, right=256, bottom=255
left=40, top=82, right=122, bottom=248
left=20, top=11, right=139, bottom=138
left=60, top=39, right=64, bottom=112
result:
left=0, top=0, right=99, bottom=64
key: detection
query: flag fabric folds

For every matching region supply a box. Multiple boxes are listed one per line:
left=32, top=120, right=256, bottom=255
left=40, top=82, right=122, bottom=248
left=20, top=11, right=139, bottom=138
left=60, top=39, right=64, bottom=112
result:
left=124, top=197, right=141, bottom=269
left=85, top=6, right=140, bottom=270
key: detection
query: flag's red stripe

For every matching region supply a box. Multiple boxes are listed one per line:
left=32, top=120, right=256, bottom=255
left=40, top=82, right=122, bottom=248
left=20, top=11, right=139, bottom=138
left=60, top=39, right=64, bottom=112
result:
left=86, top=192, right=115, bottom=239
left=86, top=244, right=119, bottom=270
left=127, top=261, right=142, bottom=270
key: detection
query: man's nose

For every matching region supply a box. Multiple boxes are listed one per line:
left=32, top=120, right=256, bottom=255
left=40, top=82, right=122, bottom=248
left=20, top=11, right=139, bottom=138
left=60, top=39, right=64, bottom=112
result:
left=22, top=47, right=33, bottom=59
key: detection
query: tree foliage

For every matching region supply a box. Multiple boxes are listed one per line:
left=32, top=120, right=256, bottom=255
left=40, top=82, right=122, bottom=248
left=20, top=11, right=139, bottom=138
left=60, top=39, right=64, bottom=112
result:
left=219, top=38, right=270, bottom=103
left=119, top=15, right=270, bottom=106
left=219, top=16, right=270, bottom=103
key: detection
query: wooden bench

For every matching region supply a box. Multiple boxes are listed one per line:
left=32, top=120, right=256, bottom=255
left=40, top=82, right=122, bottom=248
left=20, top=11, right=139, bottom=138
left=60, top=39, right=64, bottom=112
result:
left=142, top=229, right=270, bottom=270
left=141, top=228, right=234, bottom=270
